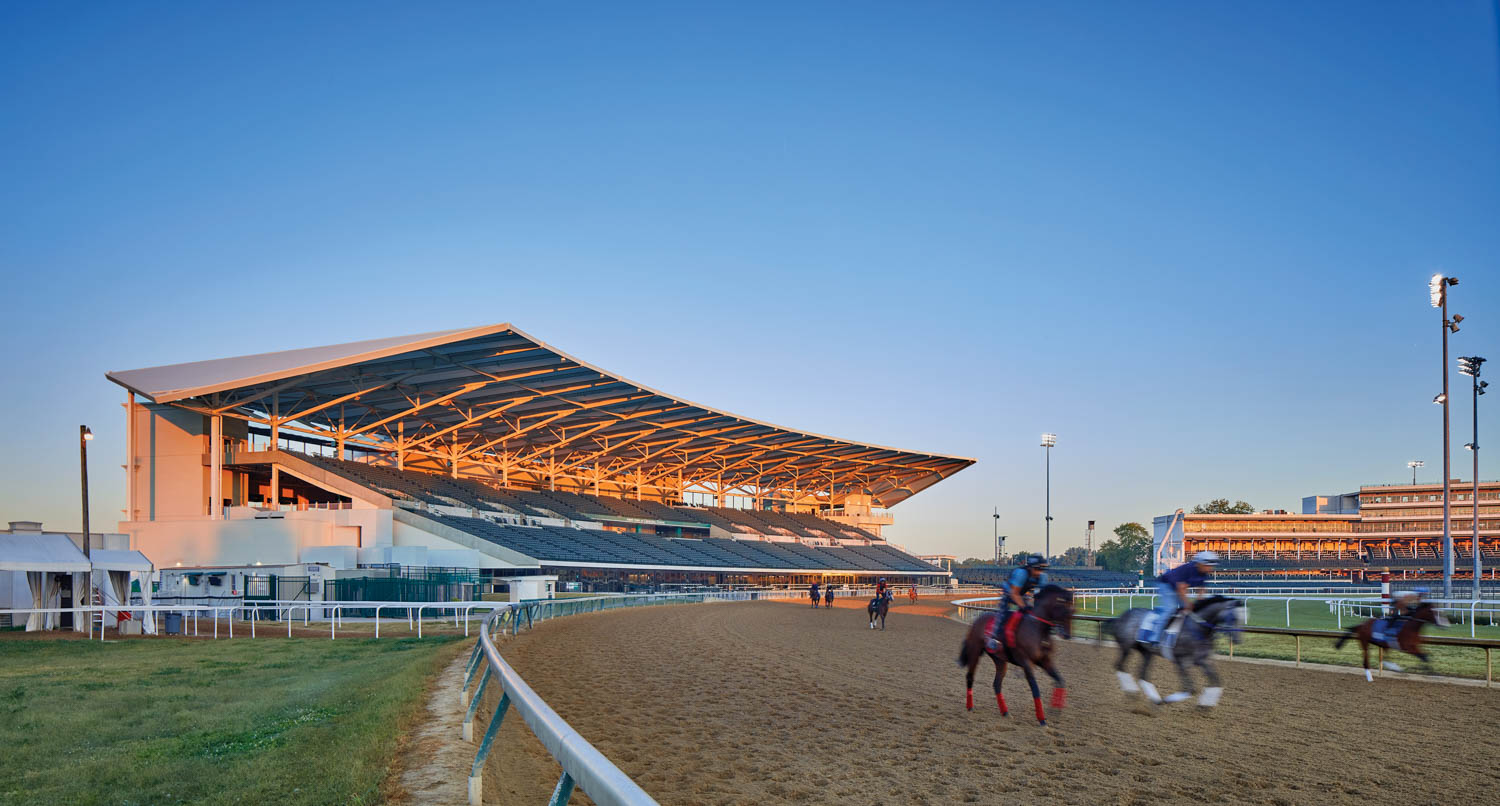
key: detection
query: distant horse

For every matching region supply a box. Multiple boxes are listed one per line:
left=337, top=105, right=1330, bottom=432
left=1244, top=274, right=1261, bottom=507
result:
left=908, top=586, right=918, bottom=604
left=957, top=585, right=1074, bottom=725
left=809, top=586, right=821, bottom=608
left=823, top=587, right=834, bottom=608
left=868, top=592, right=892, bottom=630
left=1334, top=601, right=1449, bottom=681
left=1109, top=596, right=1246, bottom=707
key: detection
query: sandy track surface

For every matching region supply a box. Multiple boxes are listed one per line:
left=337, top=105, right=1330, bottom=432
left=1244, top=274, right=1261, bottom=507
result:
left=484, top=602, right=1498, bottom=805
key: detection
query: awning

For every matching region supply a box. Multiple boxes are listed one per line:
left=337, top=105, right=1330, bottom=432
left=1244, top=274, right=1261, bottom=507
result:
left=0, top=534, right=92, bottom=572
left=89, top=550, right=154, bottom=573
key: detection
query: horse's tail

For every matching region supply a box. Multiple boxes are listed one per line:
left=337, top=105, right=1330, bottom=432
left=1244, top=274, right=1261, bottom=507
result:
left=958, top=637, right=977, bottom=668
left=1334, top=628, right=1354, bottom=650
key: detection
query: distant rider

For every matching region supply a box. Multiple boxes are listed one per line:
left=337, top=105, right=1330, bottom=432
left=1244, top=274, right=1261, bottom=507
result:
left=875, top=577, right=890, bottom=602
left=809, top=581, right=821, bottom=607
left=986, top=556, right=1049, bottom=651
left=1139, top=551, right=1219, bottom=654
left=1380, top=586, right=1427, bottom=642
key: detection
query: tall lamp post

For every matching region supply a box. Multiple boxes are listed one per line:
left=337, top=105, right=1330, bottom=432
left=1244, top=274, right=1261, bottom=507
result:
left=992, top=507, right=1002, bottom=564
left=80, top=425, right=93, bottom=561
left=1431, top=274, right=1461, bottom=597
left=1041, top=433, right=1057, bottom=562
left=1408, top=460, right=1424, bottom=485
left=1459, top=356, right=1487, bottom=597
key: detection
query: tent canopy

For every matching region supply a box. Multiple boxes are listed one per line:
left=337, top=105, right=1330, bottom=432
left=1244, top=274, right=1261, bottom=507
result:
left=90, top=550, right=154, bottom=573
left=0, top=534, right=91, bottom=572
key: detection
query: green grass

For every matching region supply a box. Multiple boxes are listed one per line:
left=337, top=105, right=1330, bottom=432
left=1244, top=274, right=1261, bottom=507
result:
left=0, top=635, right=467, bottom=806
left=1073, top=598, right=1500, bottom=680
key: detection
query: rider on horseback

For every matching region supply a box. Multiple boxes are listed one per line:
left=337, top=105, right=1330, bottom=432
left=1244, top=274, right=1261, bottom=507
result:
left=1377, top=586, right=1427, bottom=644
left=986, top=555, right=1049, bottom=651
left=1138, top=550, right=1219, bottom=656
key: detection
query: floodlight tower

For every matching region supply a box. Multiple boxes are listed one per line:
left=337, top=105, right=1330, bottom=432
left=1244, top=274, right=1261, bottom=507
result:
left=1459, top=355, right=1487, bottom=596
left=79, top=425, right=93, bottom=560
left=992, top=507, right=1002, bottom=563
left=1041, top=433, right=1056, bottom=562
left=1407, top=460, right=1424, bottom=485
left=1430, top=273, right=1461, bottom=597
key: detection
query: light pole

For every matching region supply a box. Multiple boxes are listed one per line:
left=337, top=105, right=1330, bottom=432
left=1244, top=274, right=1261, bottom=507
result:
left=79, top=425, right=94, bottom=561
left=1460, top=356, right=1487, bottom=598
left=1408, top=460, right=1424, bottom=485
left=1431, top=273, right=1461, bottom=598
left=992, top=507, right=1002, bottom=564
left=1041, top=433, right=1056, bottom=562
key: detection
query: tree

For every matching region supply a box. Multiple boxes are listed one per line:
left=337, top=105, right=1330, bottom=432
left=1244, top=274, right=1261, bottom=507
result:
left=1191, top=498, right=1255, bottom=515
left=1057, top=546, right=1090, bottom=566
left=1095, top=522, right=1151, bottom=575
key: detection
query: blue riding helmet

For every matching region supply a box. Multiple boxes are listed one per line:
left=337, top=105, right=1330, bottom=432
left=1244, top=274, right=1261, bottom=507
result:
left=1413, top=586, right=1430, bottom=595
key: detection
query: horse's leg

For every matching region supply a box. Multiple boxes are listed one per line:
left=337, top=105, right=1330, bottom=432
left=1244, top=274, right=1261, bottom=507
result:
left=1114, top=622, right=1141, bottom=693
left=1018, top=657, right=1046, bottom=725
left=1164, top=653, right=1196, bottom=704
left=1042, top=657, right=1066, bottom=709
left=965, top=637, right=978, bottom=711
left=1196, top=654, right=1222, bottom=707
left=1361, top=639, right=1373, bottom=682
left=1136, top=648, right=1162, bottom=704
left=991, top=652, right=1009, bottom=715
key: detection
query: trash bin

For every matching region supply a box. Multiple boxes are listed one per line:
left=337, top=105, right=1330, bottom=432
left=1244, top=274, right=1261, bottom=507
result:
left=164, top=612, right=183, bottom=635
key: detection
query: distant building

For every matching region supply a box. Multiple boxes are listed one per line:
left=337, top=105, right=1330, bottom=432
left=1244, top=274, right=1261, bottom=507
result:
left=1303, top=493, right=1359, bottom=515
left=1154, top=480, right=1500, bottom=579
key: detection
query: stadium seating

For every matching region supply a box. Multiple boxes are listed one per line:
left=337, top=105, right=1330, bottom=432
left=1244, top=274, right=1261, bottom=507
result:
left=287, top=453, right=936, bottom=574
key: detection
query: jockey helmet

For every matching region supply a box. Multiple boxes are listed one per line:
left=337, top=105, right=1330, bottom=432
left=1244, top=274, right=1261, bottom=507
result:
left=1412, top=586, right=1429, bottom=595
left=1026, top=556, right=1048, bottom=569
left=1193, top=550, right=1221, bottom=566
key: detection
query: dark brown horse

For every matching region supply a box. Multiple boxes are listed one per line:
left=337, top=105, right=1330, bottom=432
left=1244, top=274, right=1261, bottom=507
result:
left=823, top=587, right=834, bottom=608
left=868, top=592, right=891, bottom=629
left=1334, top=601, right=1449, bottom=681
left=957, top=585, right=1074, bottom=725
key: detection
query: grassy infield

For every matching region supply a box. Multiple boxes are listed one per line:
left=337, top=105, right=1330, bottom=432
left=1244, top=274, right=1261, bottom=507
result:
left=1072, top=597, right=1500, bottom=680
left=0, top=632, right=467, bottom=806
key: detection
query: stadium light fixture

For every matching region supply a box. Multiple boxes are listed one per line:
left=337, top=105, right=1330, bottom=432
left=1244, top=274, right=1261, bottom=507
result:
left=1407, top=460, right=1424, bottom=485
left=1430, top=274, right=1461, bottom=597
left=1459, top=354, right=1487, bottom=594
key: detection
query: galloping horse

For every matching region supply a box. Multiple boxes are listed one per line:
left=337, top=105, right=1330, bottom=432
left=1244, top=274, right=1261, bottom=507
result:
left=957, top=585, right=1074, bottom=726
left=1109, top=595, right=1246, bottom=707
left=823, top=586, right=834, bottom=608
left=808, top=585, right=821, bottom=609
left=1334, top=601, right=1449, bottom=681
left=868, top=591, right=892, bottom=630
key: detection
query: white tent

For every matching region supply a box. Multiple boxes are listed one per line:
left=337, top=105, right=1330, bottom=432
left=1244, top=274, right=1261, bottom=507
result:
left=0, top=534, right=90, bottom=631
left=91, top=550, right=155, bottom=634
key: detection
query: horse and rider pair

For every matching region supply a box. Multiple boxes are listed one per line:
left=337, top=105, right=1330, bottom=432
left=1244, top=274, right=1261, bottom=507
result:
left=867, top=578, right=894, bottom=629
left=960, top=557, right=1075, bottom=725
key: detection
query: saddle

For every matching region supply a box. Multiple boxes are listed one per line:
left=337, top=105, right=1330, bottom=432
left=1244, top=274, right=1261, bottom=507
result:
left=1371, top=617, right=1403, bottom=647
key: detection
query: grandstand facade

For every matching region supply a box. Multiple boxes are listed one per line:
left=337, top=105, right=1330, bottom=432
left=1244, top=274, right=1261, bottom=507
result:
left=1154, top=479, right=1500, bottom=580
left=107, top=325, right=971, bottom=590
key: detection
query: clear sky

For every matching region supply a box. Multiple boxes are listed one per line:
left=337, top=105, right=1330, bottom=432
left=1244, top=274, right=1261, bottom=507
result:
left=2, top=2, right=1497, bottom=560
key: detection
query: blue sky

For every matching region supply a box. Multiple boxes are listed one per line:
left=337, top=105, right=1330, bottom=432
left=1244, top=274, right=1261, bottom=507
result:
left=2, top=2, right=1497, bottom=560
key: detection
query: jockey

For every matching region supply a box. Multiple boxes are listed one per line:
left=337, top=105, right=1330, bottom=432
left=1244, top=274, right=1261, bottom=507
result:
left=1379, top=586, right=1427, bottom=641
left=986, top=556, right=1049, bottom=651
left=875, top=577, right=889, bottom=601
left=1139, top=551, right=1219, bottom=654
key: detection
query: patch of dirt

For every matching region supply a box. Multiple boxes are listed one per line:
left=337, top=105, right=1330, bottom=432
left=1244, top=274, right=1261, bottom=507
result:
left=386, top=644, right=477, bottom=806
left=485, top=601, right=1499, bottom=806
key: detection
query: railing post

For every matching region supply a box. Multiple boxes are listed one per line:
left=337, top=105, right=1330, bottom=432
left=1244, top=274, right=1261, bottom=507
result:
left=547, top=772, right=576, bottom=806
left=463, top=666, right=491, bottom=742
left=469, top=692, right=510, bottom=806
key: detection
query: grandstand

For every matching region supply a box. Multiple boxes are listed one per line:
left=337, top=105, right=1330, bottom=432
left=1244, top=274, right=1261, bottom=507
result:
left=106, top=325, right=970, bottom=590
left=952, top=564, right=1139, bottom=589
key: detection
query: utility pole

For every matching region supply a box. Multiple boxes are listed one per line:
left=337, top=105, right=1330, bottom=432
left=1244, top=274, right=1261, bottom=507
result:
left=1430, top=274, right=1461, bottom=598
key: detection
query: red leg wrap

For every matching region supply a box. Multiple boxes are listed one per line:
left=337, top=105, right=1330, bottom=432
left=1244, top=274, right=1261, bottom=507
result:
left=966, top=689, right=974, bottom=711
left=1033, top=696, right=1046, bottom=724
left=996, top=692, right=1008, bottom=714
left=1051, top=688, right=1067, bottom=709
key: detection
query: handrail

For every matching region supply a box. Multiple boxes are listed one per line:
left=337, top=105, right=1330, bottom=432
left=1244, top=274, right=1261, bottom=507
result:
left=467, top=602, right=659, bottom=806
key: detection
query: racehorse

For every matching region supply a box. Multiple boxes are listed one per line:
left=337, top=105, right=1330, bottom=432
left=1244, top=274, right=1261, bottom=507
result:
left=908, top=586, right=918, bottom=604
left=809, top=585, right=821, bottom=608
left=1334, top=601, right=1449, bottom=681
left=957, top=585, right=1074, bottom=726
left=823, top=587, right=834, bottom=608
left=868, top=591, right=892, bottom=630
left=1109, top=595, right=1246, bottom=707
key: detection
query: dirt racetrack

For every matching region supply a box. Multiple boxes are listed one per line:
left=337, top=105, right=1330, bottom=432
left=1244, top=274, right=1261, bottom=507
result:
left=484, top=600, right=1498, bottom=806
